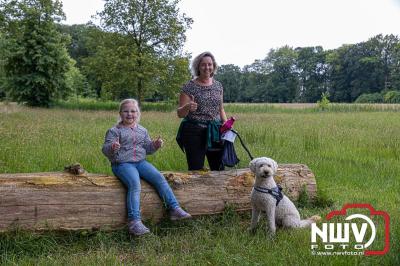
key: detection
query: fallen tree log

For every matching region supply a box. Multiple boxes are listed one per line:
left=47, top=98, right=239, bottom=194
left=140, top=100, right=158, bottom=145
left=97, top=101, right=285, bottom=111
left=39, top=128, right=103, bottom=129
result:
left=0, top=164, right=317, bottom=232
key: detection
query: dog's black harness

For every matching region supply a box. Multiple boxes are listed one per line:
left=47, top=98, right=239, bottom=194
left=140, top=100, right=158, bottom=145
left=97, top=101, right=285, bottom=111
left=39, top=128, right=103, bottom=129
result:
left=254, top=185, right=283, bottom=206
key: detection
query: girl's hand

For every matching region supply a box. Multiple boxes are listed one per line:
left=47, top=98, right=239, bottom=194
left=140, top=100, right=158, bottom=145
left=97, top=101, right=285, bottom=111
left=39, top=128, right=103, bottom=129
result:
left=153, top=136, right=163, bottom=149
left=111, top=137, right=120, bottom=151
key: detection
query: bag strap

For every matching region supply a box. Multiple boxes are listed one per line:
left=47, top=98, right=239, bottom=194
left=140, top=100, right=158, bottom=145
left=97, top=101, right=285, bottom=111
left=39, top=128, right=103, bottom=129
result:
left=231, top=129, right=253, bottom=160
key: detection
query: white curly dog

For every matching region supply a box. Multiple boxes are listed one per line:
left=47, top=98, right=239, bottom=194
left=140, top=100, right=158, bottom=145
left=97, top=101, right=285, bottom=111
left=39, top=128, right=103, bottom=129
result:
left=249, top=157, right=320, bottom=236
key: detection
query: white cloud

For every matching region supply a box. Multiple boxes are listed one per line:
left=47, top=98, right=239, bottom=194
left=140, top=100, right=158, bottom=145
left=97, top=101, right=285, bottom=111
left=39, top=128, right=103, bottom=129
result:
left=61, top=0, right=103, bottom=25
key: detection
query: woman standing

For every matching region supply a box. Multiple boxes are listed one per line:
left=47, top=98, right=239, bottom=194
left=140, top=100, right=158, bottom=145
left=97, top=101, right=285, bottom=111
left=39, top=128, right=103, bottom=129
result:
left=103, top=99, right=191, bottom=236
left=176, top=52, right=227, bottom=171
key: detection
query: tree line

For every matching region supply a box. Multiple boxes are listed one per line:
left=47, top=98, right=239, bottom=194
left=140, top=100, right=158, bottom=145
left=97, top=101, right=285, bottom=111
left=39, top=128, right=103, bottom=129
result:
left=216, top=35, right=400, bottom=103
left=1, top=0, right=400, bottom=107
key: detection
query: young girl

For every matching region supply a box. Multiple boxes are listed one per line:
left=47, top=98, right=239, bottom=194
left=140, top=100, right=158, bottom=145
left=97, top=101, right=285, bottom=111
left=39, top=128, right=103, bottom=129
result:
left=102, top=99, right=191, bottom=236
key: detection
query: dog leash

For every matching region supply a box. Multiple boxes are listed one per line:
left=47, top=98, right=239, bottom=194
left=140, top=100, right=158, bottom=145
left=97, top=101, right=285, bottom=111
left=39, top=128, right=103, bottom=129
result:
left=231, top=129, right=253, bottom=160
left=253, top=185, right=283, bottom=206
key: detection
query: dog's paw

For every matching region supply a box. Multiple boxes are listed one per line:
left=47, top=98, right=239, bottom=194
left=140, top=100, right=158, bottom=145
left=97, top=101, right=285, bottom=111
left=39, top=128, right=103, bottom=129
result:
left=266, top=232, right=276, bottom=240
left=265, top=227, right=276, bottom=239
left=310, top=215, right=322, bottom=222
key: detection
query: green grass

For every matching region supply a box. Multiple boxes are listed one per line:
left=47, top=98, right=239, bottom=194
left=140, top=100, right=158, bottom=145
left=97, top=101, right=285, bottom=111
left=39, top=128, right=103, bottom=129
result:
left=54, top=98, right=177, bottom=112
left=224, top=102, right=400, bottom=113
left=0, top=103, right=399, bottom=265
left=53, top=99, right=400, bottom=113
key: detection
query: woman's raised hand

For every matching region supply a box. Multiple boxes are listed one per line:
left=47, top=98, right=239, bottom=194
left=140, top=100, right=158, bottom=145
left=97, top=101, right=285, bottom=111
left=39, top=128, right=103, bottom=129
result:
left=187, top=95, right=198, bottom=112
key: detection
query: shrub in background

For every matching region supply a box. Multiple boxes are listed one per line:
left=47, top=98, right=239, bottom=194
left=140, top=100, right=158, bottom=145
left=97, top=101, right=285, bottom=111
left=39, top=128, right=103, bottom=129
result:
left=355, top=93, right=384, bottom=103
left=383, top=90, right=400, bottom=103
left=317, top=92, right=330, bottom=110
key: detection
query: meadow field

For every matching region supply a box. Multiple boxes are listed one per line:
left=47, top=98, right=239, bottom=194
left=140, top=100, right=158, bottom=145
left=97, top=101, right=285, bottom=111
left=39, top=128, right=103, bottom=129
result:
left=0, top=102, right=399, bottom=265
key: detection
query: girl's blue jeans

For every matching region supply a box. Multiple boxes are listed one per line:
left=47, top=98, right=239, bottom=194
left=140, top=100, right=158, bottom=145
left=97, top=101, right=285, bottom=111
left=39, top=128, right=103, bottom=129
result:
left=112, top=160, right=179, bottom=220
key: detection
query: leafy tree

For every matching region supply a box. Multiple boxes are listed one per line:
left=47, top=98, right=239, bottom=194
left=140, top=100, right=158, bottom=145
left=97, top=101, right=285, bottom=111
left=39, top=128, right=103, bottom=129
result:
left=238, top=68, right=256, bottom=102
left=82, top=29, right=137, bottom=100
left=295, top=46, right=328, bottom=102
left=83, top=28, right=190, bottom=101
left=152, top=55, right=190, bottom=101
left=57, top=24, right=102, bottom=98
left=369, top=34, right=399, bottom=90
left=58, top=23, right=93, bottom=68
left=326, top=45, right=355, bottom=102
left=96, top=0, right=192, bottom=104
left=241, top=69, right=272, bottom=102
left=263, top=46, right=298, bottom=102
left=390, top=42, right=400, bottom=90
left=0, top=32, right=7, bottom=99
left=215, top=64, right=242, bottom=102
left=65, top=58, right=92, bottom=99
left=327, top=35, right=400, bottom=102
left=0, top=0, right=70, bottom=107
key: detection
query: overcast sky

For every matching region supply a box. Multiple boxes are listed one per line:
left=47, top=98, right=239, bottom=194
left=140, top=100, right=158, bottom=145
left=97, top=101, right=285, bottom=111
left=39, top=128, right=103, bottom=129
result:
left=62, top=0, right=400, bottom=67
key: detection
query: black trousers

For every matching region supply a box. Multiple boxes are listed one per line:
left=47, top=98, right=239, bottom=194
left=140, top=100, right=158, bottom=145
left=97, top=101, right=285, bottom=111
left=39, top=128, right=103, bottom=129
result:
left=181, top=123, right=224, bottom=171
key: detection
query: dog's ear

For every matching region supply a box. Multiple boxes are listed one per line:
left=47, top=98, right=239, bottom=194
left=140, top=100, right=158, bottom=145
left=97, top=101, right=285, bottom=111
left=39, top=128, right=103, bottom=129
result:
left=249, top=158, right=258, bottom=173
left=272, top=159, right=278, bottom=173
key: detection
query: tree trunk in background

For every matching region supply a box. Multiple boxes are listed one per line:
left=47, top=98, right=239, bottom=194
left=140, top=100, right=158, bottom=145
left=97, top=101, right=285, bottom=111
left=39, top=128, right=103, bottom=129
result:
left=0, top=164, right=317, bottom=232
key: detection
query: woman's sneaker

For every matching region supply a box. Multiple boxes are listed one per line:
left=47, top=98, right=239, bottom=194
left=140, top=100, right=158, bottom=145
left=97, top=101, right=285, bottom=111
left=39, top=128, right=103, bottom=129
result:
left=128, top=220, right=150, bottom=236
left=170, top=207, right=192, bottom=221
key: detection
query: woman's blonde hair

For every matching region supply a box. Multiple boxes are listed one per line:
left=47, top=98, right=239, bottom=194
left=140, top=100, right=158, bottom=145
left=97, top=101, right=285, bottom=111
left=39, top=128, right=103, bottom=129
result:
left=117, top=98, right=141, bottom=124
left=190, top=51, right=218, bottom=78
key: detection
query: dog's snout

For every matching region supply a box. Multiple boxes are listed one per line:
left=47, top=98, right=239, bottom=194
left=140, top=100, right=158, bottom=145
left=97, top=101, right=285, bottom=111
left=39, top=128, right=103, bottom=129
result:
left=259, top=165, right=272, bottom=177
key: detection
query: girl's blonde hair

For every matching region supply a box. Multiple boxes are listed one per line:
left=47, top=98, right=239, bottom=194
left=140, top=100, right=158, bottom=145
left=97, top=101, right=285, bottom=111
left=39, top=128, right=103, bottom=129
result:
left=117, top=98, right=141, bottom=124
left=190, top=51, right=218, bottom=78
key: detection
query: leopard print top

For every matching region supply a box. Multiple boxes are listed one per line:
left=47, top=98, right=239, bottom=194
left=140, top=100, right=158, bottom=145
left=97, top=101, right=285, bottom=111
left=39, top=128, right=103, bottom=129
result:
left=181, top=79, right=224, bottom=122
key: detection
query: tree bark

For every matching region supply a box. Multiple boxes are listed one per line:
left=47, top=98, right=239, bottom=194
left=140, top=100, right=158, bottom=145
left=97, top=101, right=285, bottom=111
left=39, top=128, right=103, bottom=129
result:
left=0, top=164, right=317, bottom=232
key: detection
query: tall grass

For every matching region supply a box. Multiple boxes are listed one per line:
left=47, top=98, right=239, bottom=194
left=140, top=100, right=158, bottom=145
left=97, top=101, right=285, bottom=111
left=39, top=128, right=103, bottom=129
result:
left=224, top=102, right=400, bottom=113
left=53, top=99, right=400, bottom=113
left=54, top=98, right=177, bottom=112
left=0, top=104, right=399, bottom=265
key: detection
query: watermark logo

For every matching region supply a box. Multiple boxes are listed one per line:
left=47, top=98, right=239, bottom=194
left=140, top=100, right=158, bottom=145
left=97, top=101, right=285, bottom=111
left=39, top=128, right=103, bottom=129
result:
left=310, top=204, right=390, bottom=256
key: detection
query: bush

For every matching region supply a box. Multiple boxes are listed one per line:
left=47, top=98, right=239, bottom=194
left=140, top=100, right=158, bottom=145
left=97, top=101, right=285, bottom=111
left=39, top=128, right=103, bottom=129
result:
left=383, top=90, right=400, bottom=103
left=316, top=92, right=330, bottom=110
left=355, top=93, right=384, bottom=103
